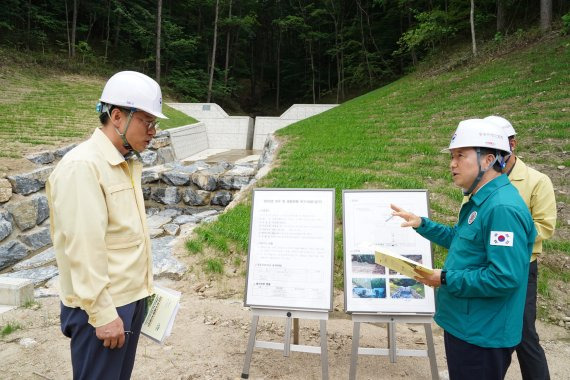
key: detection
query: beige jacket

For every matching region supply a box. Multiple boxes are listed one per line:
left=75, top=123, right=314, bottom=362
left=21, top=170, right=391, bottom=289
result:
left=46, top=128, right=153, bottom=327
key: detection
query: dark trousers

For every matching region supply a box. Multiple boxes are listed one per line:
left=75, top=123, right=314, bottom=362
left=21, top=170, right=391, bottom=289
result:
left=60, top=299, right=146, bottom=380
left=516, top=260, right=550, bottom=380
left=444, top=331, right=514, bottom=380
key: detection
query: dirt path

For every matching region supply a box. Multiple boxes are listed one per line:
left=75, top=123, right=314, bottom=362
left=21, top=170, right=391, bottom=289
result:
left=1, top=240, right=569, bottom=380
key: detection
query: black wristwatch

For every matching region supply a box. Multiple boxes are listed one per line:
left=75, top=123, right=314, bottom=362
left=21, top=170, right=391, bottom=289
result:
left=440, top=270, right=447, bottom=285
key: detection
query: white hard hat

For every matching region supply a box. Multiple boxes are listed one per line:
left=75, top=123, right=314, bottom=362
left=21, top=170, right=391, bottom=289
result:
left=484, top=115, right=516, bottom=137
left=442, top=119, right=511, bottom=154
left=99, top=71, right=167, bottom=119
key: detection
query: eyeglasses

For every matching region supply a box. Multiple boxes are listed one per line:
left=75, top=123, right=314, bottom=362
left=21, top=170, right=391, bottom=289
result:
left=133, top=115, right=159, bottom=131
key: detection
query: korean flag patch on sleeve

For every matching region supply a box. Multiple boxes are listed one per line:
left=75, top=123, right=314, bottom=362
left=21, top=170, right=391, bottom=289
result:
left=490, top=231, right=514, bottom=247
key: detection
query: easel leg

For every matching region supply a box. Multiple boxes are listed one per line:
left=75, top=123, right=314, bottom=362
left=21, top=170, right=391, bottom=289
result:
left=241, top=315, right=259, bottom=379
left=349, top=322, right=361, bottom=380
left=284, top=315, right=292, bottom=357
left=424, top=323, right=440, bottom=380
left=320, top=320, right=329, bottom=380
left=388, top=321, right=397, bottom=363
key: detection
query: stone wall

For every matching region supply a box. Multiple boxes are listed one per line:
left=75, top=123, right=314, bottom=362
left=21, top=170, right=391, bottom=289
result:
left=0, top=130, right=277, bottom=290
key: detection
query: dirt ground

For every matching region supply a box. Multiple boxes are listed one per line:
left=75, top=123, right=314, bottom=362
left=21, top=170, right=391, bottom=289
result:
left=1, top=236, right=569, bottom=380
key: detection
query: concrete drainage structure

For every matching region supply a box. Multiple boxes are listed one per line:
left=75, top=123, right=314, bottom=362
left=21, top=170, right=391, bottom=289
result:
left=0, top=102, right=336, bottom=304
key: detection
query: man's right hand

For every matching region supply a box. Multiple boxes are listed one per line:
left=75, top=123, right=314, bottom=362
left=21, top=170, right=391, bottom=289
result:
left=390, top=204, right=422, bottom=228
left=95, top=317, right=125, bottom=349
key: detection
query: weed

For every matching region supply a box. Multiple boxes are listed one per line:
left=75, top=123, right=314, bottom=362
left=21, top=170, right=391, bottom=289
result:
left=204, top=259, right=224, bottom=274
left=1, top=322, right=22, bottom=337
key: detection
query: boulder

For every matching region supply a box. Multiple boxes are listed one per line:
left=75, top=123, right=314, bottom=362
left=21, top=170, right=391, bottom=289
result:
left=7, top=166, right=53, bottom=195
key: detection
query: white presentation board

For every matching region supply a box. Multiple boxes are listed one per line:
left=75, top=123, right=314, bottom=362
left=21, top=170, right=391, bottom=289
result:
left=342, top=190, right=435, bottom=314
left=244, top=188, right=335, bottom=311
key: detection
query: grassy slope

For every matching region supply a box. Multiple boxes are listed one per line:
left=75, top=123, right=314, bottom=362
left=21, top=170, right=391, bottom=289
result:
left=0, top=53, right=195, bottom=159
left=189, top=34, right=569, bottom=319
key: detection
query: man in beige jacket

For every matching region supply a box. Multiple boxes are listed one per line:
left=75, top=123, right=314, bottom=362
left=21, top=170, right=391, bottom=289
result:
left=47, top=71, right=167, bottom=380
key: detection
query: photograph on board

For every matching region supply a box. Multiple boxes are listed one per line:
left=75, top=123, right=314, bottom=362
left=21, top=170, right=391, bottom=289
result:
left=389, top=278, right=425, bottom=299
left=351, top=277, right=387, bottom=299
left=351, top=254, right=386, bottom=275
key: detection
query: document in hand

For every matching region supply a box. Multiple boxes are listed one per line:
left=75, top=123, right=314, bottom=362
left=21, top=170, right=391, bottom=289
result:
left=141, top=284, right=181, bottom=344
left=374, top=249, right=434, bottom=279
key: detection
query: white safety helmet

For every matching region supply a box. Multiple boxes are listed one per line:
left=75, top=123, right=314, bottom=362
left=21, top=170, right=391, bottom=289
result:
left=442, top=118, right=511, bottom=154
left=99, top=71, right=168, bottom=119
left=484, top=115, right=516, bottom=137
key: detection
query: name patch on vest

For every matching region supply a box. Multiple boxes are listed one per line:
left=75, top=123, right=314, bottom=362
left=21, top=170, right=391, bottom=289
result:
left=468, top=211, right=477, bottom=224
left=490, top=231, right=514, bottom=247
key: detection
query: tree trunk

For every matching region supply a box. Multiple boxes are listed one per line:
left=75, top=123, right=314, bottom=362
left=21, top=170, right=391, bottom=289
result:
left=470, top=0, right=477, bottom=57
left=540, top=0, right=552, bottom=32
left=357, top=0, right=373, bottom=88
left=113, top=10, right=121, bottom=48
left=207, top=0, right=219, bottom=103
left=104, top=0, right=110, bottom=62
left=275, top=26, right=281, bottom=111
left=224, top=0, right=232, bottom=86
left=496, top=0, right=506, bottom=33
left=156, top=0, right=163, bottom=83
left=27, top=0, right=31, bottom=50
left=71, top=0, right=78, bottom=58
left=65, top=0, right=71, bottom=57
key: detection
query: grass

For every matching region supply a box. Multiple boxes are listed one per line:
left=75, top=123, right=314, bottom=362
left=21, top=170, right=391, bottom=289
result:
left=1, top=322, right=22, bottom=337
left=189, top=32, right=570, bottom=302
left=0, top=49, right=195, bottom=159
left=204, top=258, right=224, bottom=274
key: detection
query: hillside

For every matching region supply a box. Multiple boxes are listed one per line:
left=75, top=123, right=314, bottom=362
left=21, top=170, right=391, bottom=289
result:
left=0, top=50, right=195, bottom=175
left=190, top=32, right=570, bottom=324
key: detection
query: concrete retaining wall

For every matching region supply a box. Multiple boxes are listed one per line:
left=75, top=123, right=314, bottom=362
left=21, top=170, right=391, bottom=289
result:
left=168, top=103, right=255, bottom=150
left=168, top=122, right=209, bottom=159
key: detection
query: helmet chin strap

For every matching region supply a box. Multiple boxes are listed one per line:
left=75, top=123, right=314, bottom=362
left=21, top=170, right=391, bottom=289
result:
left=110, top=109, right=142, bottom=160
left=463, top=148, right=504, bottom=196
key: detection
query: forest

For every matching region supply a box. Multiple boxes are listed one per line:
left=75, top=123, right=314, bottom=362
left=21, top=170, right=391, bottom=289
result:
left=1, top=0, right=569, bottom=115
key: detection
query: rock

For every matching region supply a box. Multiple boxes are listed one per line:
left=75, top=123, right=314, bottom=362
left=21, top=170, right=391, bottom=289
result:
left=202, top=215, right=219, bottom=224
left=146, top=207, right=160, bottom=217
left=161, top=170, right=192, bottom=186
left=151, top=236, right=187, bottom=279
left=257, top=134, right=278, bottom=169
left=0, top=209, right=13, bottom=241
left=182, top=189, right=211, bottom=206
left=156, top=147, right=176, bottom=164
left=557, top=165, right=565, bottom=170
left=0, top=178, right=13, bottom=202
left=18, top=227, right=51, bottom=250
left=148, top=228, right=164, bottom=238
left=25, top=151, right=55, bottom=165
left=173, top=215, right=198, bottom=225
left=146, top=215, right=173, bottom=229
left=142, top=186, right=151, bottom=200
left=54, top=143, right=77, bottom=159
left=0, top=265, right=58, bottom=285
left=14, top=246, right=55, bottom=270
left=0, top=240, right=30, bottom=270
left=163, top=223, right=179, bottom=236
left=34, top=275, right=59, bottom=298
left=140, top=150, right=158, bottom=167
left=193, top=210, right=218, bottom=221
left=19, top=338, right=37, bottom=348
left=151, top=187, right=181, bottom=205
left=7, top=166, right=53, bottom=195
left=148, top=136, right=170, bottom=149
left=5, top=194, right=47, bottom=231
left=218, top=175, right=252, bottom=190
left=179, top=223, right=198, bottom=238
left=157, top=209, right=181, bottom=218
left=192, top=172, right=218, bottom=191
left=225, top=166, right=255, bottom=177
left=211, top=190, right=232, bottom=206
left=141, top=169, right=160, bottom=184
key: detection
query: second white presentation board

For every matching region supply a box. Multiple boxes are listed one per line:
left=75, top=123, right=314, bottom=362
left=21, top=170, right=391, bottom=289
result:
left=343, top=190, right=435, bottom=314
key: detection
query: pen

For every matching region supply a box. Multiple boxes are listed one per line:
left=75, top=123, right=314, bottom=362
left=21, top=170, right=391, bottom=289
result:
left=385, top=214, right=394, bottom=222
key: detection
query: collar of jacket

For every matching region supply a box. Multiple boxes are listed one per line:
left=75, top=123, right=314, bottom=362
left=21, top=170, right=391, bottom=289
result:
left=92, top=127, right=128, bottom=166
left=470, top=174, right=510, bottom=207
left=507, top=157, right=527, bottom=182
